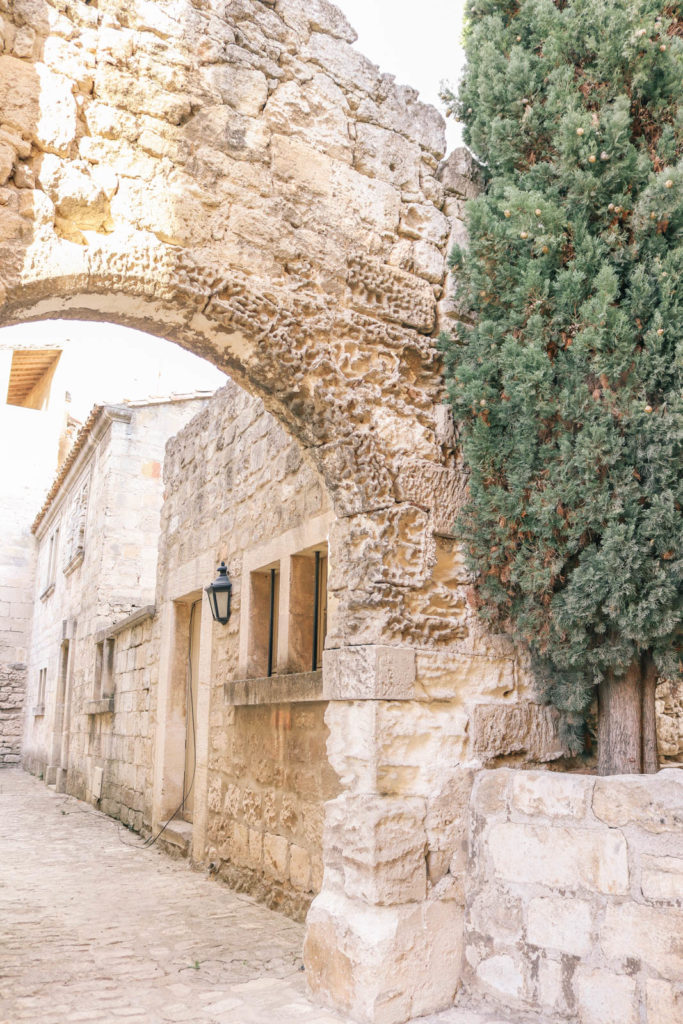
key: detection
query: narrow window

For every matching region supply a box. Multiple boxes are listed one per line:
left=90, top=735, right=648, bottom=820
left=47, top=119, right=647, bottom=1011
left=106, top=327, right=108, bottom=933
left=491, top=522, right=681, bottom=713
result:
left=313, top=551, right=328, bottom=670
left=102, top=638, right=115, bottom=697
left=288, top=544, right=328, bottom=673
left=94, top=637, right=115, bottom=699
left=267, top=568, right=280, bottom=677
left=247, top=564, right=280, bottom=678
left=94, top=641, right=104, bottom=700
left=44, top=524, right=60, bottom=592
left=37, top=667, right=47, bottom=707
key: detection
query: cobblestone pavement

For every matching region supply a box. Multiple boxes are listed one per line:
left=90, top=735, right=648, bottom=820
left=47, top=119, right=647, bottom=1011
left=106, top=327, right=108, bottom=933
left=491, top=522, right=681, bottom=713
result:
left=0, top=770, right=524, bottom=1024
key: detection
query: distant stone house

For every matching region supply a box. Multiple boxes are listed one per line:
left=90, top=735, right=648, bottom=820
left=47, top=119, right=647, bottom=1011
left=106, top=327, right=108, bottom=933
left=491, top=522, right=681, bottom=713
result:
left=22, top=394, right=211, bottom=807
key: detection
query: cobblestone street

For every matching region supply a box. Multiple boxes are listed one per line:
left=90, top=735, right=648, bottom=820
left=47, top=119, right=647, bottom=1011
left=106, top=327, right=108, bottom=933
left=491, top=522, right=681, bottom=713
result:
left=0, top=770, right=524, bottom=1024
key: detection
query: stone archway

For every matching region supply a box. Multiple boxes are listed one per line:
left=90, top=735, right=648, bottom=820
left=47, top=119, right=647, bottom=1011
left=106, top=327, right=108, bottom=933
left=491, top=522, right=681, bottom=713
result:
left=0, top=2, right=481, bottom=1021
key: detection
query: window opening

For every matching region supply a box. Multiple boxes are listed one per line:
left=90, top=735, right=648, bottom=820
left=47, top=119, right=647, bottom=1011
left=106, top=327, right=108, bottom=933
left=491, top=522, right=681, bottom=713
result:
left=44, top=524, right=60, bottom=592
left=94, top=637, right=115, bottom=699
left=267, top=567, right=279, bottom=677
left=312, top=552, right=328, bottom=670
left=37, top=667, right=47, bottom=706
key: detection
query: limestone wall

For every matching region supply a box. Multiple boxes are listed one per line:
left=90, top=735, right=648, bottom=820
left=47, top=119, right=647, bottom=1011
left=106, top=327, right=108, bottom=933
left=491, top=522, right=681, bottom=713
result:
left=657, top=679, right=683, bottom=763
left=154, top=380, right=338, bottom=920
left=22, top=397, right=208, bottom=791
left=0, top=664, right=25, bottom=765
left=0, top=352, right=58, bottom=766
left=88, top=610, right=155, bottom=829
left=464, top=767, right=683, bottom=1024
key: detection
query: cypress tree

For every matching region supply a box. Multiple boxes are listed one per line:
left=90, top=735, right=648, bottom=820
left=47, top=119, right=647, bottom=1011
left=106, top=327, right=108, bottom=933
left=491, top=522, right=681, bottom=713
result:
left=440, top=0, right=682, bottom=774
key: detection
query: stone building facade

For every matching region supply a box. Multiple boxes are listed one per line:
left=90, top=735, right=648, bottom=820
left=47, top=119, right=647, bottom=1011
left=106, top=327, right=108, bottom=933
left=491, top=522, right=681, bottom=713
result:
left=152, top=380, right=339, bottom=919
left=0, top=331, right=223, bottom=767
left=0, top=1, right=681, bottom=1022
left=0, top=344, right=67, bottom=765
left=22, top=395, right=210, bottom=797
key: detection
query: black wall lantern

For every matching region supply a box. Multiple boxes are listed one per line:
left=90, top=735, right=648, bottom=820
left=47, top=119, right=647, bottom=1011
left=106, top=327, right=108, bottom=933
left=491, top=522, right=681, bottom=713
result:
left=206, top=561, right=232, bottom=624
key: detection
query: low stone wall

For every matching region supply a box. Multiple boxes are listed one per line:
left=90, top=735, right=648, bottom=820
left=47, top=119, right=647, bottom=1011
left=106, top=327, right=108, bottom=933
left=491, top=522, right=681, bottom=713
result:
left=464, top=767, right=683, bottom=1024
left=0, top=663, right=25, bottom=766
left=84, top=614, right=155, bottom=830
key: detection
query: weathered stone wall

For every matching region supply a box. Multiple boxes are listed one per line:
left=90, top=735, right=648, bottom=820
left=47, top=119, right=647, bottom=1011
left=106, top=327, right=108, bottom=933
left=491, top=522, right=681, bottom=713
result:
left=154, top=380, right=338, bottom=920
left=657, top=679, right=683, bottom=764
left=0, top=663, right=25, bottom=765
left=22, top=398, right=208, bottom=792
left=88, top=611, right=155, bottom=829
left=463, top=768, right=683, bottom=1024
left=3, top=2, right=678, bottom=1022
left=0, top=350, right=57, bottom=767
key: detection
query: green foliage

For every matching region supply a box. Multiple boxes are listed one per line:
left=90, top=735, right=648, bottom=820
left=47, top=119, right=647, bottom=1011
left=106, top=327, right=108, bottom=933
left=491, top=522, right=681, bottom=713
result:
left=440, top=0, right=682, bottom=746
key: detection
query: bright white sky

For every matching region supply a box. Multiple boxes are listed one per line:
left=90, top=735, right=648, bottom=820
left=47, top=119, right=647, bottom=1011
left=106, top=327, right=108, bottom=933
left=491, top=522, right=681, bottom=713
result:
left=0, top=2, right=467, bottom=400
left=337, top=0, right=467, bottom=151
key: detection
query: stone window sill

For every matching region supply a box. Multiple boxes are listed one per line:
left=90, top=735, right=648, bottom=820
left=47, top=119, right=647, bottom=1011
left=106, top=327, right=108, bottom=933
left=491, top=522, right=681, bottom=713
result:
left=39, top=583, right=55, bottom=602
left=225, top=669, right=323, bottom=706
left=86, top=697, right=115, bottom=715
left=63, top=548, right=84, bottom=577
left=32, top=704, right=45, bottom=716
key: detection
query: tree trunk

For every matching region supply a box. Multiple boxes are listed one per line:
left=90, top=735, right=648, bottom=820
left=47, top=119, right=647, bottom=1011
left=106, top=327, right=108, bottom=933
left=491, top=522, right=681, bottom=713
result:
left=598, top=653, right=659, bottom=775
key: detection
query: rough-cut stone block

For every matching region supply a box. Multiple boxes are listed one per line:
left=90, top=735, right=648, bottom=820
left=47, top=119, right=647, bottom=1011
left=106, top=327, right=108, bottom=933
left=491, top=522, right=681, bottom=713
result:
left=304, top=890, right=463, bottom=1024
left=304, top=31, right=379, bottom=94
left=472, top=702, right=566, bottom=762
left=488, top=822, right=629, bottom=895
left=470, top=769, right=512, bottom=819
left=323, top=645, right=416, bottom=700
left=394, top=461, right=468, bottom=534
left=575, top=968, right=637, bottom=1024
left=332, top=794, right=427, bottom=905
left=475, top=954, right=525, bottom=1002
left=641, top=854, right=683, bottom=902
left=437, top=148, right=482, bottom=200
left=468, top=889, right=522, bottom=943
left=536, top=956, right=565, bottom=1014
left=263, top=833, right=289, bottom=882
left=399, top=203, right=450, bottom=246
left=512, top=771, right=593, bottom=820
left=593, top=769, right=683, bottom=833
left=601, top=903, right=683, bottom=977
left=646, top=978, right=683, bottom=1024
left=356, top=88, right=446, bottom=157
left=290, top=844, right=312, bottom=891
left=345, top=254, right=435, bottom=332
left=354, top=123, right=421, bottom=191
left=527, top=895, right=592, bottom=955
left=263, top=74, right=352, bottom=163
left=202, top=65, right=268, bottom=117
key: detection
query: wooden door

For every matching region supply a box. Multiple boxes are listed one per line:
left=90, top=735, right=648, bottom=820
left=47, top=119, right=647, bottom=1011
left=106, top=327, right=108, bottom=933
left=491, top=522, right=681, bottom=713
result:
left=182, top=600, right=201, bottom=822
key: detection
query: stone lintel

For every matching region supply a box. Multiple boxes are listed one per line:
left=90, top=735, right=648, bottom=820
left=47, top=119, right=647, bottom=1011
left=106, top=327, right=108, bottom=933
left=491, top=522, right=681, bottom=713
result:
left=226, top=669, right=323, bottom=706
left=323, top=645, right=417, bottom=700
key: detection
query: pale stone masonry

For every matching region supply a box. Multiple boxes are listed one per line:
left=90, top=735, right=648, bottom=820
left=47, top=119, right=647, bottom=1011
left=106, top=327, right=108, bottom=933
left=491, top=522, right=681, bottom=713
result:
left=0, top=664, right=24, bottom=764
left=22, top=396, right=210, bottom=796
left=463, top=769, right=683, bottom=1024
left=152, top=380, right=338, bottom=921
left=0, top=1, right=681, bottom=1022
